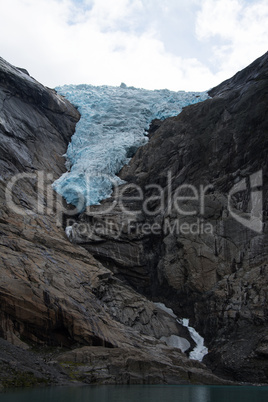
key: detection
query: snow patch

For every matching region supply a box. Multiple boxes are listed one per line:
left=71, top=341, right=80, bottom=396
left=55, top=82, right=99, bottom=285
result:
left=155, top=302, right=208, bottom=361
left=154, top=302, right=177, bottom=318
left=179, top=318, right=208, bottom=362
left=160, top=334, right=190, bottom=353
left=65, top=226, right=73, bottom=238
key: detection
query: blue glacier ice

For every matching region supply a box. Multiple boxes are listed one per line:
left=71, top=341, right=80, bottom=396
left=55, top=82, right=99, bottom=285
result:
left=53, top=83, right=209, bottom=209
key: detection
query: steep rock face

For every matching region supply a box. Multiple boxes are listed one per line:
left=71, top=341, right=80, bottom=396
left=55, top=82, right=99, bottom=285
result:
left=0, top=57, right=79, bottom=178
left=72, top=52, right=268, bottom=383
left=0, top=57, right=222, bottom=386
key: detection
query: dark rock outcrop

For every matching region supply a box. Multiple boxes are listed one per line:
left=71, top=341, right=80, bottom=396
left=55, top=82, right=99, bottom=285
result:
left=71, top=51, right=268, bottom=383
left=0, top=57, right=223, bottom=387
left=0, top=338, right=70, bottom=387
left=0, top=57, right=79, bottom=178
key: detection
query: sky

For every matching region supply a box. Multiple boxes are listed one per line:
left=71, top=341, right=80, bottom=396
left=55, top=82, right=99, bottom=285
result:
left=0, top=0, right=267, bottom=91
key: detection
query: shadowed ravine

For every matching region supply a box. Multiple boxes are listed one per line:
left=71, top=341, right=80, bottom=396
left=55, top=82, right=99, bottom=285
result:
left=0, top=52, right=267, bottom=387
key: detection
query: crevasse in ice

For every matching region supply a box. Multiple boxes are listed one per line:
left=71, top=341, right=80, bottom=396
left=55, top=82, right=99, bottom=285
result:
left=53, top=83, right=209, bottom=209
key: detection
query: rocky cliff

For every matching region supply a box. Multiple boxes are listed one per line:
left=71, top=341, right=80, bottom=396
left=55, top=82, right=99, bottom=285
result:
left=70, top=51, right=268, bottom=383
left=0, top=57, right=226, bottom=387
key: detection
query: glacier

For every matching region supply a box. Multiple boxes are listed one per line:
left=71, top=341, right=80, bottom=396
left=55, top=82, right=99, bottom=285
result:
left=53, top=83, right=209, bottom=209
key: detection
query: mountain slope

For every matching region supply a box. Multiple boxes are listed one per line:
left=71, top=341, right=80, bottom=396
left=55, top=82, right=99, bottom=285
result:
left=0, top=57, right=224, bottom=386
left=72, top=51, right=268, bottom=383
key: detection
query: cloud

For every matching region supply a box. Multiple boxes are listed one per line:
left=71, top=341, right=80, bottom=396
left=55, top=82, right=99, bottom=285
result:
left=196, top=0, right=268, bottom=76
left=0, top=0, right=267, bottom=91
left=0, top=0, right=210, bottom=90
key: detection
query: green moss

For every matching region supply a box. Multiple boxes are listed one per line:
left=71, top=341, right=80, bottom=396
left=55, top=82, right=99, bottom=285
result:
left=59, top=361, right=86, bottom=382
left=1, top=370, right=49, bottom=388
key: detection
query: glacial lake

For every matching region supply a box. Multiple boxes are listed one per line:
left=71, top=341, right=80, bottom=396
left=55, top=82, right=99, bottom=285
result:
left=1, top=385, right=268, bottom=402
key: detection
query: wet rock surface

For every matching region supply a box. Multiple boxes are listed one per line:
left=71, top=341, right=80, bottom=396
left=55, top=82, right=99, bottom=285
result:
left=0, top=338, right=70, bottom=387
left=56, top=345, right=233, bottom=385
left=71, top=52, right=268, bottom=383
left=0, top=56, right=223, bottom=387
left=0, top=56, right=79, bottom=178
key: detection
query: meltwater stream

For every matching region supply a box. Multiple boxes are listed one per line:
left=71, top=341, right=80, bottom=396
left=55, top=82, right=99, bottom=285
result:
left=53, top=84, right=208, bottom=208
left=155, top=303, right=208, bottom=362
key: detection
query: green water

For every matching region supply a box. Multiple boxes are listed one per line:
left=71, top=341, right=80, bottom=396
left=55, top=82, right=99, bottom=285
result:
left=1, top=385, right=268, bottom=402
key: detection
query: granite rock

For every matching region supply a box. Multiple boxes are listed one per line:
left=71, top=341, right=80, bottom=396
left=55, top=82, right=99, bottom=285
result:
left=72, top=51, right=268, bottom=383
left=0, top=56, right=220, bottom=386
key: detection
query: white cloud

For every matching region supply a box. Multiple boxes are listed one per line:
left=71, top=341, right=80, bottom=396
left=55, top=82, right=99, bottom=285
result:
left=196, top=0, right=268, bottom=76
left=0, top=0, right=266, bottom=91
left=196, top=0, right=242, bottom=40
left=87, top=0, right=144, bottom=30
left=0, top=0, right=211, bottom=90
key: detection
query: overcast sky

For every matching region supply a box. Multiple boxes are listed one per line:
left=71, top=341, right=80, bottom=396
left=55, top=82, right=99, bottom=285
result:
left=0, top=0, right=267, bottom=91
